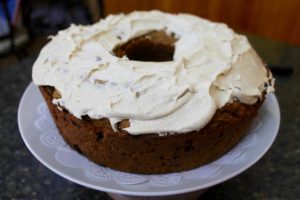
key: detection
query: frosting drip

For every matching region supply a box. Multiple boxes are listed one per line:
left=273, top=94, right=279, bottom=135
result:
left=32, top=11, right=274, bottom=135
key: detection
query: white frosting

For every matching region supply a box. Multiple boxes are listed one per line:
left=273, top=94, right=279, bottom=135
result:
left=32, top=11, right=274, bottom=135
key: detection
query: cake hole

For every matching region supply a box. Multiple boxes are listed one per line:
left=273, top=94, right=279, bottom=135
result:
left=45, top=86, right=53, bottom=95
left=71, top=120, right=81, bottom=129
left=74, top=145, right=82, bottom=154
left=133, top=157, right=138, bottom=161
left=159, top=156, right=165, bottom=160
left=82, top=115, right=92, bottom=121
left=96, top=132, right=103, bottom=141
left=172, top=153, right=180, bottom=159
left=173, top=148, right=181, bottom=158
left=113, top=31, right=176, bottom=62
left=184, top=139, right=193, bottom=152
left=219, top=131, right=224, bottom=139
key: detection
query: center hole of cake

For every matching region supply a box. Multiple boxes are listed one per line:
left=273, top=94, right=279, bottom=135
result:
left=113, top=31, right=177, bottom=62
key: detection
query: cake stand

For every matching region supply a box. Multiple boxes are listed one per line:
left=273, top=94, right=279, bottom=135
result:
left=18, top=83, right=280, bottom=200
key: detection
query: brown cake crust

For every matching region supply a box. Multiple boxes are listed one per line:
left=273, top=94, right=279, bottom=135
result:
left=39, top=86, right=263, bottom=174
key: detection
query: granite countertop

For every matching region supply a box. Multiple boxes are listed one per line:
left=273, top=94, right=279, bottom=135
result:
left=0, top=36, right=299, bottom=200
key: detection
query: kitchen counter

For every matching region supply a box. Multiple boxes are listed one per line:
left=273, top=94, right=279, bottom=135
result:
left=0, top=35, right=299, bottom=199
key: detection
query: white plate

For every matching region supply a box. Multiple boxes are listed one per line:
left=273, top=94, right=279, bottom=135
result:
left=18, top=82, right=280, bottom=197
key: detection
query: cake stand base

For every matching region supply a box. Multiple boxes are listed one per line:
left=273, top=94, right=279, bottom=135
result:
left=107, top=189, right=207, bottom=200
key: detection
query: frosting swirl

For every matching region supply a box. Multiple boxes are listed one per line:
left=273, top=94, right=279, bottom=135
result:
left=32, top=11, right=274, bottom=135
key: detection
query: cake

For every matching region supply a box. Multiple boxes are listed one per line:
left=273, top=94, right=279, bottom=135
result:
left=32, top=11, right=274, bottom=174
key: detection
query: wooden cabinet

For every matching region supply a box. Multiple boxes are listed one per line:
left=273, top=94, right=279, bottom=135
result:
left=104, top=0, right=300, bottom=45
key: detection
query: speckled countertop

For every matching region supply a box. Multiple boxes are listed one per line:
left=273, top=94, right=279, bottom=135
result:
left=0, top=35, right=299, bottom=200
